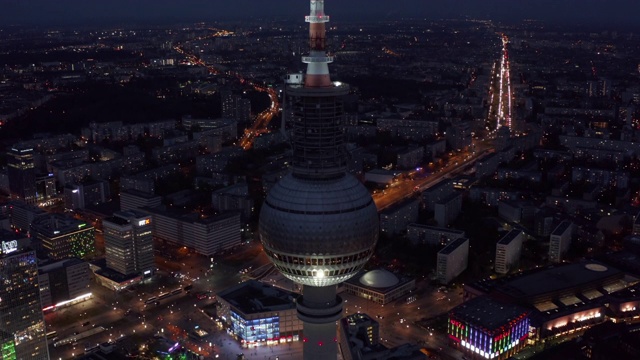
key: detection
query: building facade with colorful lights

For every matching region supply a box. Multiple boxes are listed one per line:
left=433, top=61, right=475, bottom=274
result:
left=462, top=261, right=640, bottom=346
left=217, top=280, right=303, bottom=347
left=448, top=296, right=530, bottom=359
left=31, top=213, right=96, bottom=260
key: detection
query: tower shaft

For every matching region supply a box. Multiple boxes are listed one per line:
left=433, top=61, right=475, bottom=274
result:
left=303, top=0, right=333, bottom=87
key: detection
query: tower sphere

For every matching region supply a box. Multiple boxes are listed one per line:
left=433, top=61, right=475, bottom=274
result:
left=259, top=173, right=379, bottom=287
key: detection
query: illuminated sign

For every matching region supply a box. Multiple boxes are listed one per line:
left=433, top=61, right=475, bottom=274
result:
left=1, top=240, right=18, bottom=254
left=138, top=219, right=151, bottom=226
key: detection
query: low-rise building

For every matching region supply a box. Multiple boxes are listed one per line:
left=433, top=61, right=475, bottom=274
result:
left=343, top=269, right=415, bottom=305
left=449, top=296, right=530, bottom=360
left=217, top=280, right=302, bottom=346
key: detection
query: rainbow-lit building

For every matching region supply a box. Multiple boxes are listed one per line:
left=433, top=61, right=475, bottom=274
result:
left=448, top=296, right=529, bottom=359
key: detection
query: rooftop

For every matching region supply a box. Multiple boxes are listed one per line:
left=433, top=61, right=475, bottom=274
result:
left=552, top=220, right=572, bottom=236
left=31, top=213, right=93, bottom=238
left=359, top=269, right=399, bottom=288
left=439, top=238, right=469, bottom=255
left=497, top=230, right=522, bottom=246
left=451, top=296, right=528, bottom=331
left=496, top=261, right=623, bottom=302
left=217, top=280, right=295, bottom=315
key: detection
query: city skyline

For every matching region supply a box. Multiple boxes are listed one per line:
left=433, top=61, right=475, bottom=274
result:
left=1, top=0, right=639, bottom=28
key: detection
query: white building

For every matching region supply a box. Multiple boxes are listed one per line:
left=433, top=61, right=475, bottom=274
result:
left=495, top=230, right=524, bottom=274
left=549, top=220, right=573, bottom=263
left=407, top=223, right=465, bottom=246
left=437, top=237, right=469, bottom=284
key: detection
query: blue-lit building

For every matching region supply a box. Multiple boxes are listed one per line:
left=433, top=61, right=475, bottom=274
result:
left=217, top=280, right=302, bottom=347
left=449, top=296, right=529, bottom=359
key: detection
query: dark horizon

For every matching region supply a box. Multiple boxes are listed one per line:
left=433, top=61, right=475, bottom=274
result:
left=1, top=0, right=639, bottom=30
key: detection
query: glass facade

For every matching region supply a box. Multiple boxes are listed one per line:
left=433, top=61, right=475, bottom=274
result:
left=449, top=314, right=529, bottom=360
left=231, top=312, right=280, bottom=345
left=0, top=249, right=49, bottom=360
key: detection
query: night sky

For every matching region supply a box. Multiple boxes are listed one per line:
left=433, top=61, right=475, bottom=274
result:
left=0, top=0, right=638, bottom=28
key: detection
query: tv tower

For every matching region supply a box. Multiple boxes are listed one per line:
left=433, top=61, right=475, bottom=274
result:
left=259, top=1, right=379, bottom=359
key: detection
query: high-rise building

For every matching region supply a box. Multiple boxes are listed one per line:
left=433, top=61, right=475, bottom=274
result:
left=0, top=241, right=49, bottom=359
left=221, top=91, right=252, bottom=125
left=103, top=210, right=154, bottom=277
left=259, top=2, right=379, bottom=359
left=437, top=237, right=469, bottom=284
left=7, top=144, right=37, bottom=204
left=549, top=221, right=573, bottom=263
left=495, top=230, right=524, bottom=274
left=63, top=180, right=110, bottom=210
left=31, top=213, right=96, bottom=260
left=38, top=258, right=91, bottom=311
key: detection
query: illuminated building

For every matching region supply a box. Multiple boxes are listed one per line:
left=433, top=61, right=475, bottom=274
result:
left=464, top=261, right=627, bottom=343
left=38, top=258, right=91, bottom=311
left=103, top=210, right=154, bottom=277
left=6, top=144, right=37, bottom=204
left=259, top=1, right=379, bottom=359
left=217, top=280, right=302, bottom=346
left=0, top=242, right=49, bottom=359
left=31, top=213, right=96, bottom=260
left=449, top=296, right=530, bottom=359
left=1, top=331, right=16, bottom=360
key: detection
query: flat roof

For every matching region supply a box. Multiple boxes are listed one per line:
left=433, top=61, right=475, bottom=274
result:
left=439, top=237, right=468, bottom=255
left=496, top=261, right=623, bottom=301
left=497, top=230, right=522, bottom=245
left=552, top=220, right=572, bottom=236
left=218, top=280, right=295, bottom=315
left=451, top=296, right=528, bottom=331
left=435, top=192, right=461, bottom=205
left=407, top=223, right=465, bottom=235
